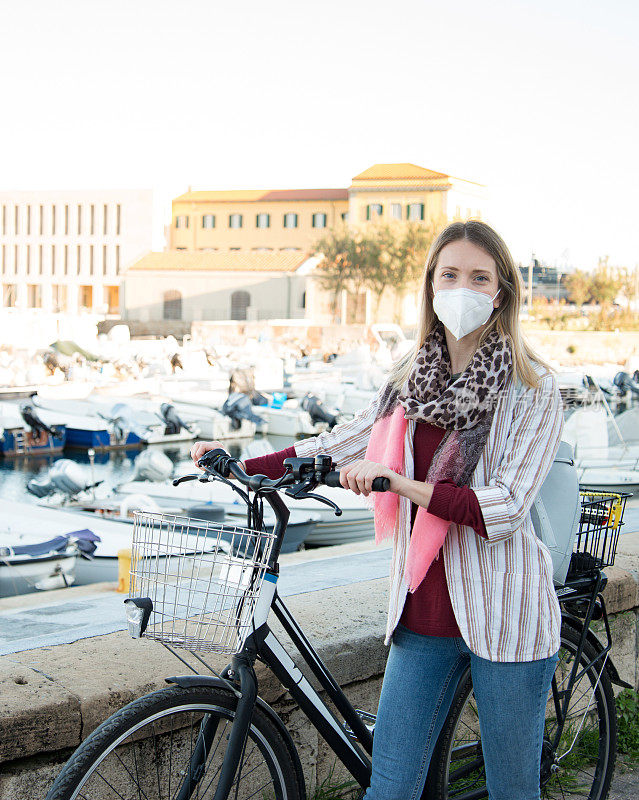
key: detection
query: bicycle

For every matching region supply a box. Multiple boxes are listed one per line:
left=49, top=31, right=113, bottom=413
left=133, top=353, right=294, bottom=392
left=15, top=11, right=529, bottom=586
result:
left=44, top=449, right=630, bottom=800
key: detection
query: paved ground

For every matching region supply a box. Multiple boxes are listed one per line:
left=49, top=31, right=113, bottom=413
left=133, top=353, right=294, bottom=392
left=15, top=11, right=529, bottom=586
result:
left=610, top=764, right=639, bottom=799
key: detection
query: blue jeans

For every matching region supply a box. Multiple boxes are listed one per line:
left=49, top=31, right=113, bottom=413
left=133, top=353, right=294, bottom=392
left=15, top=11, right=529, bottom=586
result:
left=363, top=625, right=559, bottom=800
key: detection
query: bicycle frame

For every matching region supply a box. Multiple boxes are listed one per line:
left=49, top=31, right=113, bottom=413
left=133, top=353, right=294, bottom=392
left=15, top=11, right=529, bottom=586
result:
left=163, top=455, right=631, bottom=800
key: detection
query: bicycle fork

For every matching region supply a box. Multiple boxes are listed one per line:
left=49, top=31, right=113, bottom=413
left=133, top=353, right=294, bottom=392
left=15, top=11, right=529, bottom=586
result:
left=173, top=655, right=258, bottom=800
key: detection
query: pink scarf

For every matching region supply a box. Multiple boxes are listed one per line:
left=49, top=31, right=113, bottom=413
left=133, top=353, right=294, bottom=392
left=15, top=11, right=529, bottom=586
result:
left=365, top=405, right=449, bottom=592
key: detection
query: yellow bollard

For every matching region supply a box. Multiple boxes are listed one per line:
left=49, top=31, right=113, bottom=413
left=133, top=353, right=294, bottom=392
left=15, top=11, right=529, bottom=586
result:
left=117, top=548, right=132, bottom=593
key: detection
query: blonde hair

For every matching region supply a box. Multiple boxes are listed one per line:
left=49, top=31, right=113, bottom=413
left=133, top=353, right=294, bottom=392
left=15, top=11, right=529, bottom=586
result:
left=388, top=220, right=546, bottom=390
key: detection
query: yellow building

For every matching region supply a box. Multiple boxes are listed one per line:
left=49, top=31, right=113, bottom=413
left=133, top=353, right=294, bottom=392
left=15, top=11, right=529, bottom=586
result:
left=170, top=189, right=349, bottom=253
left=348, top=163, right=483, bottom=226
left=167, top=163, right=484, bottom=253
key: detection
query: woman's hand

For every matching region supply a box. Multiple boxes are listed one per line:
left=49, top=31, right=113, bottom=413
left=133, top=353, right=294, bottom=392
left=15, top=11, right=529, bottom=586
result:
left=339, top=459, right=402, bottom=496
left=190, top=441, right=245, bottom=473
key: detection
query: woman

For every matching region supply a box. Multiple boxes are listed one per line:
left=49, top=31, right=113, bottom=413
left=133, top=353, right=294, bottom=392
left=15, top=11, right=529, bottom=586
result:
left=191, top=221, right=563, bottom=800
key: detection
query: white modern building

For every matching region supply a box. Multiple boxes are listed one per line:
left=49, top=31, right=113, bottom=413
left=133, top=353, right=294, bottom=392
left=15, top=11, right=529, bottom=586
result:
left=0, top=190, right=153, bottom=316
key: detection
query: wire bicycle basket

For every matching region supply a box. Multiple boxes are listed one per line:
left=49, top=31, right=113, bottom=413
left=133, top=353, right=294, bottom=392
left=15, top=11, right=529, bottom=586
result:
left=129, top=511, right=276, bottom=654
left=570, top=491, right=629, bottom=574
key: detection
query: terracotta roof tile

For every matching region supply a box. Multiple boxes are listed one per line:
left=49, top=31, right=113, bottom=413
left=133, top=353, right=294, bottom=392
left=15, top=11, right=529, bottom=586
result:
left=174, top=188, right=348, bottom=203
left=126, top=251, right=309, bottom=274
left=351, top=163, right=451, bottom=182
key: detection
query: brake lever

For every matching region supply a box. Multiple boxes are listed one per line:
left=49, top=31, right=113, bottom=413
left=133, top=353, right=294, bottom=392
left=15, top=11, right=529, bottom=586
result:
left=285, top=483, right=343, bottom=516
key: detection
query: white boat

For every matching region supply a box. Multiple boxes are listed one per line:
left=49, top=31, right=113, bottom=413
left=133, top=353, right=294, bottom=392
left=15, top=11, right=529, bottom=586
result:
left=32, top=396, right=199, bottom=449
left=0, top=507, right=100, bottom=595
left=564, top=405, right=639, bottom=494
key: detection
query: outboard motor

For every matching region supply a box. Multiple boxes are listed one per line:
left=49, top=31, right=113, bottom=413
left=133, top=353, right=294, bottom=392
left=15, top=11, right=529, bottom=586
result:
left=160, top=403, right=190, bottom=435
left=50, top=460, right=94, bottom=495
left=614, top=371, right=639, bottom=397
left=20, top=403, right=64, bottom=440
left=26, top=473, right=55, bottom=498
left=105, top=402, right=142, bottom=443
left=222, top=392, right=267, bottom=432
left=27, top=460, right=96, bottom=498
left=132, top=449, right=174, bottom=482
left=301, top=393, right=339, bottom=430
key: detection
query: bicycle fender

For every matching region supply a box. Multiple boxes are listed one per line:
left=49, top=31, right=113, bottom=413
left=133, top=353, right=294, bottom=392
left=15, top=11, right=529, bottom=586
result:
left=166, top=675, right=307, bottom=797
left=561, top=616, right=632, bottom=689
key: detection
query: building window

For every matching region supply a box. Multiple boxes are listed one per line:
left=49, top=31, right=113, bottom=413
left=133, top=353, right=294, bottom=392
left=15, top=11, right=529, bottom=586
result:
left=283, top=213, right=298, bottom=228
left=116, top=204, right=121, bottom=235
left=90, top=204, right=95, bottom=234
left=89, top=245, right=94, bottom=275
left=14, top=245, right=18, bottom=273
left=175, top=215, right=189, bottom=229
left=39, top=245, right=43, bottom=275
left=103, top=244, right=108, bottom=275
left=202, top=214, right=216, bottom=229
left=341, top=212, right=349, bottom=222
left=103, top=204, right=108, bottom=234
left=105, top=285, right=119, bottom=314
left=51, top=205, right=56, bottom=235
left=163, top=289, right=182, bottom=320
left=26, top=205, right=31, bottom=235
left=39, top=205, right=44, bottom=235
left=256, top=213, right=270, bottom=229
left=229, top=247, right=241, bottom=251
left=391, top=203, right=402, bottom=220
left=301, top=291, right=306, bottom=309
left=77, top=205, right=82, bottom=234
left=407, top=203, right=424, bottom=221
left=79, top=285, right=93, bottom=310
left=26, top=245, right=31, bottom=274
left=14, top=205, right=19, bottom=234
left=312, top=213, right=327, bottom=228
left=27, top=284, right=42, bottom=308
left=77, top=244, right=82, bottom=274
left=65, top=204, right=69, bottom=235
left=230, top=290, right=250, bottom=320
left=115, top=245, right=120, bottom=272
left=51, top=245, right=56, bottom=274
left=229, top=213, right=243, bottom=229
left=3, top=284, right=17, bottom=307
left=64, top=245, right=69, bottom=275
left=52, top=284, right=67, bottom=313
left=366, top=204, right=383, bottom=220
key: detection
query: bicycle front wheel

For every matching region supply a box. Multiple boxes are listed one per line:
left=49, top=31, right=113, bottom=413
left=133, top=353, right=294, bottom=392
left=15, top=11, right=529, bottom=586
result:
left=45, top=684, right=304, bottom=800
left=425, top=624, right=617, bottom=800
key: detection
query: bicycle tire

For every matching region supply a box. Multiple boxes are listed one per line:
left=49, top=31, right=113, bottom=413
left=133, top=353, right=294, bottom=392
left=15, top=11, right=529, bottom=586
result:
left=424, top=624, right=617, bottom=800
left=45, top=684, right=304, bottom=800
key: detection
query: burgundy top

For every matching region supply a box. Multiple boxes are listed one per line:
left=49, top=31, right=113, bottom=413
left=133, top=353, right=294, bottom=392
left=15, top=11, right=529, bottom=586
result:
left=243, top=427, right=487, bottom=638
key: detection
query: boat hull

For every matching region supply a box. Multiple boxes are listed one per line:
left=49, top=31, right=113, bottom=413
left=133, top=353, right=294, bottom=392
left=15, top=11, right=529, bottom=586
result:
left=0, top=427, right=66, bottom=457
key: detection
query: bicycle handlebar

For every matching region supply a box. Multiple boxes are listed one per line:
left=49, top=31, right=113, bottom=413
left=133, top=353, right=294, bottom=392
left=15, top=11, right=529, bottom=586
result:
left=181, top=448, right=391, bottom=494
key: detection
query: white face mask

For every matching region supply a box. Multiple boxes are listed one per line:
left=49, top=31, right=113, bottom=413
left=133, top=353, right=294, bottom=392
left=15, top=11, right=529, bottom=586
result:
left=432, top=286, right=500, bottom=340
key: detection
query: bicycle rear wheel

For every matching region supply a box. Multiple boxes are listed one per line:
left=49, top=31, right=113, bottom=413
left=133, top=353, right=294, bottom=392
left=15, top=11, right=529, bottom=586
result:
left=424, top=624, right=617, bottom=799
left=45, top=685, right=304, bottom=800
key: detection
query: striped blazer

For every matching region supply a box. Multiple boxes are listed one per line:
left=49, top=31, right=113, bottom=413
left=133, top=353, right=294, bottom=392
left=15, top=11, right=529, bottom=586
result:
left=294, top=368, right=564, bottom=662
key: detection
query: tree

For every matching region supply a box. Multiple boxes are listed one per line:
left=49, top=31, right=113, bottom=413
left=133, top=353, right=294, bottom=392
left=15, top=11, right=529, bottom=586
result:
left=312, top=226, right=360, bottom=322
left=313, top=218, right=444, bottom=324
left=386, top=220, right=443, bottom=322
left=590, top=269, right=622, bottom=307
left=565, top=270, right=591, bottom=307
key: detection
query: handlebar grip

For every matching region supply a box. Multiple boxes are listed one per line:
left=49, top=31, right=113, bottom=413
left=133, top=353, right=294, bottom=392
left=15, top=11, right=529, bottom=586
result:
left=197, top=448, right=232, bottom=477
left=325, top=471, right=390, bottom=491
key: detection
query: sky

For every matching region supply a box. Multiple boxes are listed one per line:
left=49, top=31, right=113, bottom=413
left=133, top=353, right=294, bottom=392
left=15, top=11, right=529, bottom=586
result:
left=1, top=0, right=637, bottom=269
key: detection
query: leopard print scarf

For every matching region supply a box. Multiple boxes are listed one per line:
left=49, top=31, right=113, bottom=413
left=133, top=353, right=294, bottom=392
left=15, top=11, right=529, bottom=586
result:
left=377, top=325, right=512, bottom=487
